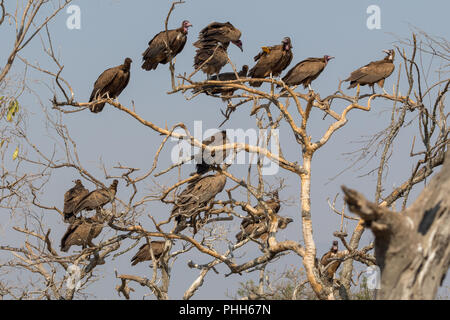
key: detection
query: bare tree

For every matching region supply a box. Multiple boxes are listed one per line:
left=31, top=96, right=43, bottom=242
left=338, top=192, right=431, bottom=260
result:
left=0, top=1, right=447, bottom=300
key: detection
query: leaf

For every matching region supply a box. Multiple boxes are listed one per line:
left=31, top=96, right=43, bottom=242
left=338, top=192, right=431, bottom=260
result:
left=0, top=140, right=4, bottom=148
left=12, top=146, right=19, bottom=160
left=6, top=99, right=19, bottom=122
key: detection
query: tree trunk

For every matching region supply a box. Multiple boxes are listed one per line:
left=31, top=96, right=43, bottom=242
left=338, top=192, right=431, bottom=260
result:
left=342, top=148, right=449, bottom=299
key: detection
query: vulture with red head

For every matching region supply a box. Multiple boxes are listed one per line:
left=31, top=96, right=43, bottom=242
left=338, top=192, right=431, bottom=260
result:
left=63, top=179, right=89, bottom=223
left=89, top=58, right=132, bottom=113
left=280, top=55, right=334, bottom=91
left=131, top=241, right=166, bottom=266
left=248, top=37, right=293, bottom=87
left=345, top=49, right=395, bottom=93
left=141, top=20, right=192, bottom=71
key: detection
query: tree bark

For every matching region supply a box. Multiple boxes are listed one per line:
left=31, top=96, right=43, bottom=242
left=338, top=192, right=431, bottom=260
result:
left=343, top=147, right=449, bottom=299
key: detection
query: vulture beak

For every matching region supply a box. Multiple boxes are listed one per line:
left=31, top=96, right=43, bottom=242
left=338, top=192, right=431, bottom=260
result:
left=382, top=49, right=391, bottom=55
left=187, top=22, right=193, bottom=28
left=286, top=217, right=294, bottom=223
left=233, top=40, right=243, bottom=52
left=328, top=56, right=335, bottom=60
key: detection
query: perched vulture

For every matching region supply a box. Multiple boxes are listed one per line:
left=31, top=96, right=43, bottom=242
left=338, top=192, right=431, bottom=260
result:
left=141, top=20, right=193, bottom=71
left=235, top=215, right=293, bottom=242
left=171, top=172, right=227, bottom=233
left=194, top=130, right=229, bottom=175
left=72, top=180, right=118, bottom=216
left=194, top=41, right=230, bottom=78
left=194, top=65, right=249, bottom=100
left=60, top=215, right=104, bottom=252
left=345, top=49, right=395, bottom=93
left=248, top=37, right=293, bottom=87
left=254, top=191, right=281, bottom=217
left=193, top=22, right=243, bottom=78
left=131, top=241, right=166, bottom=266
left=63, top=179, right=89, bottom=223
left=320, top=240, right=341, bottom=279
left=280, top=55, right=334, bottom=91
left=193, top=22, right=243, bottom=51
left=89, top=58, right=132, bottom=113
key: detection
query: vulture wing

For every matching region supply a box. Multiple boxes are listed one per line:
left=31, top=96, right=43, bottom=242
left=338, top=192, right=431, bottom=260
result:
left=142, top=29, right=186, bottom=70
left=89, top=67, right=119, bottom=102
left=282, top=58, right=325, bottom=87
left=131, top=241, right=165, bottom=266
left=346, top=60, right=395, bottom=88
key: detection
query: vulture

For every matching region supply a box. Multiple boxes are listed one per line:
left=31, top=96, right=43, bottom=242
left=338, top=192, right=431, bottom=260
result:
left=141, top=20, right=193, bottom=71
left=320, top=240, right=341, bottom=279
left=193, top=41, right=230, bottom=78
left=280, top=55, right=334, bottom=91
left=60, top=215, right=104, bottom=252
left=63, top=179, right=89, bottom=223
left=171, top=172, right=227, bottom=233
left=193, top=22, right=243, bottom=51
left=89, top=58, right=132, bottom=113
left=248, top=37, right=293, bottom=87
left=71, top=180, right=118, bottom=216
left=345, top=49, right=395, bottom=93
left=193, top=130, right=229, bottom=175
left=194, top=65, right=249, bottom=100
left=235, top=215, right=293, bottom=242
left=254, top=191, right=281, bottom=217
left=193, top=22, right=243, bottom=78
left=131, top=241, right=166, bottom=266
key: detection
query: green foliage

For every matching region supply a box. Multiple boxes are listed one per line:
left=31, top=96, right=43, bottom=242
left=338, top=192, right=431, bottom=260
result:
left=6, top=99, right=19, bottom=122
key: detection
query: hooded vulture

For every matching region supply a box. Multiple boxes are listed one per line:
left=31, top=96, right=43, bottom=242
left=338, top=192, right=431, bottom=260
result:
left=235, top=215, right=293, bottom=242
left=345, top=49, right=395, bottom=93
left=320, top=240, right=341, bottom=279
left=141, top=20, right=193, bottom=71
left=280, top=55, right=334, bottom=91
left=194, top=65, right=249, bottom=100
left=248, top=37, right=293, bottom=87
left=171, top=172, right=227, bottom=233
left=71, top=180, right=118, bottom=216
left=194, top=41, right=230, bottom=78
left=194, top=130, right=229, bottom=175
left=193, top=22, right=243, bottom=51
left=60, top=215, right=104, bottom=252
left=89, top=58, right=132, bottom=113
left=193, top=22, right=243, bottom=78
left=63, top=179, right=89, bottom=223
left=254, top=191, right=281, bottom=217
left=131, top=241, right=166, bottom=266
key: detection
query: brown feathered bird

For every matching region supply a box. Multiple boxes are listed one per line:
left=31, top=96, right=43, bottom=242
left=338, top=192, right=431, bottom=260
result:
left=193, top=130, right=229, bottom=175
left=63, top=179, right=89, bottom=223
left=60, top=215, right=105, bottom=252
left=72, top=180, right=118, bottom=216
left=235, top=215, right=293, bottom=242
left=141, top=20, right=192, bottom=71
left=280, top=55, right=334, bottom=91
left=248, top=37, right=293, bottom=87
left=254, top=191, right=281, bottom=217
left=193, top=22, right=243, bottom=79
left=131, top=241, right=166, bottom=266
left=172, top=172, right=227, bottom=233
left=345, top=49, right=395, bottom=94
left=193, top=22, right=243, bottom=51
left=89, top=58, right=132, bottom=113
left=194, top=65, right=249, bottom=100
left=320, top=240, right=341, bottom=279
left=194, top=41, right=231, bottom=78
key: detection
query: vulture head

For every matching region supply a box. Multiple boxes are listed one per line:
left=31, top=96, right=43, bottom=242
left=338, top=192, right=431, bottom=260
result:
left=331, top=240, right=339, bottom=253
left=232, top=39, right=243, bottom=52
left=123, top=57, right=133, bottom=71
left=323, top=55, right=335, bottom=65
left=110, top=179, right=119, bottom=190
left=383, top=49, right=395, bottom=62
left=278, top=216, right=293, bottom=229
left=282, top=37, right=292, bottom=51
left=182, top=20, right=193, bottom=33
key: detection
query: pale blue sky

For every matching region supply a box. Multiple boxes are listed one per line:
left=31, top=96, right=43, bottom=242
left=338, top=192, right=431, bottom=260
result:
left=0, top=0, right=449, bottom=299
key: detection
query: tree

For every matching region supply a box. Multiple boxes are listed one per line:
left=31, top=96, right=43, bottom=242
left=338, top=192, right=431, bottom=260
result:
left=0, top=1, right=448, bottom=300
